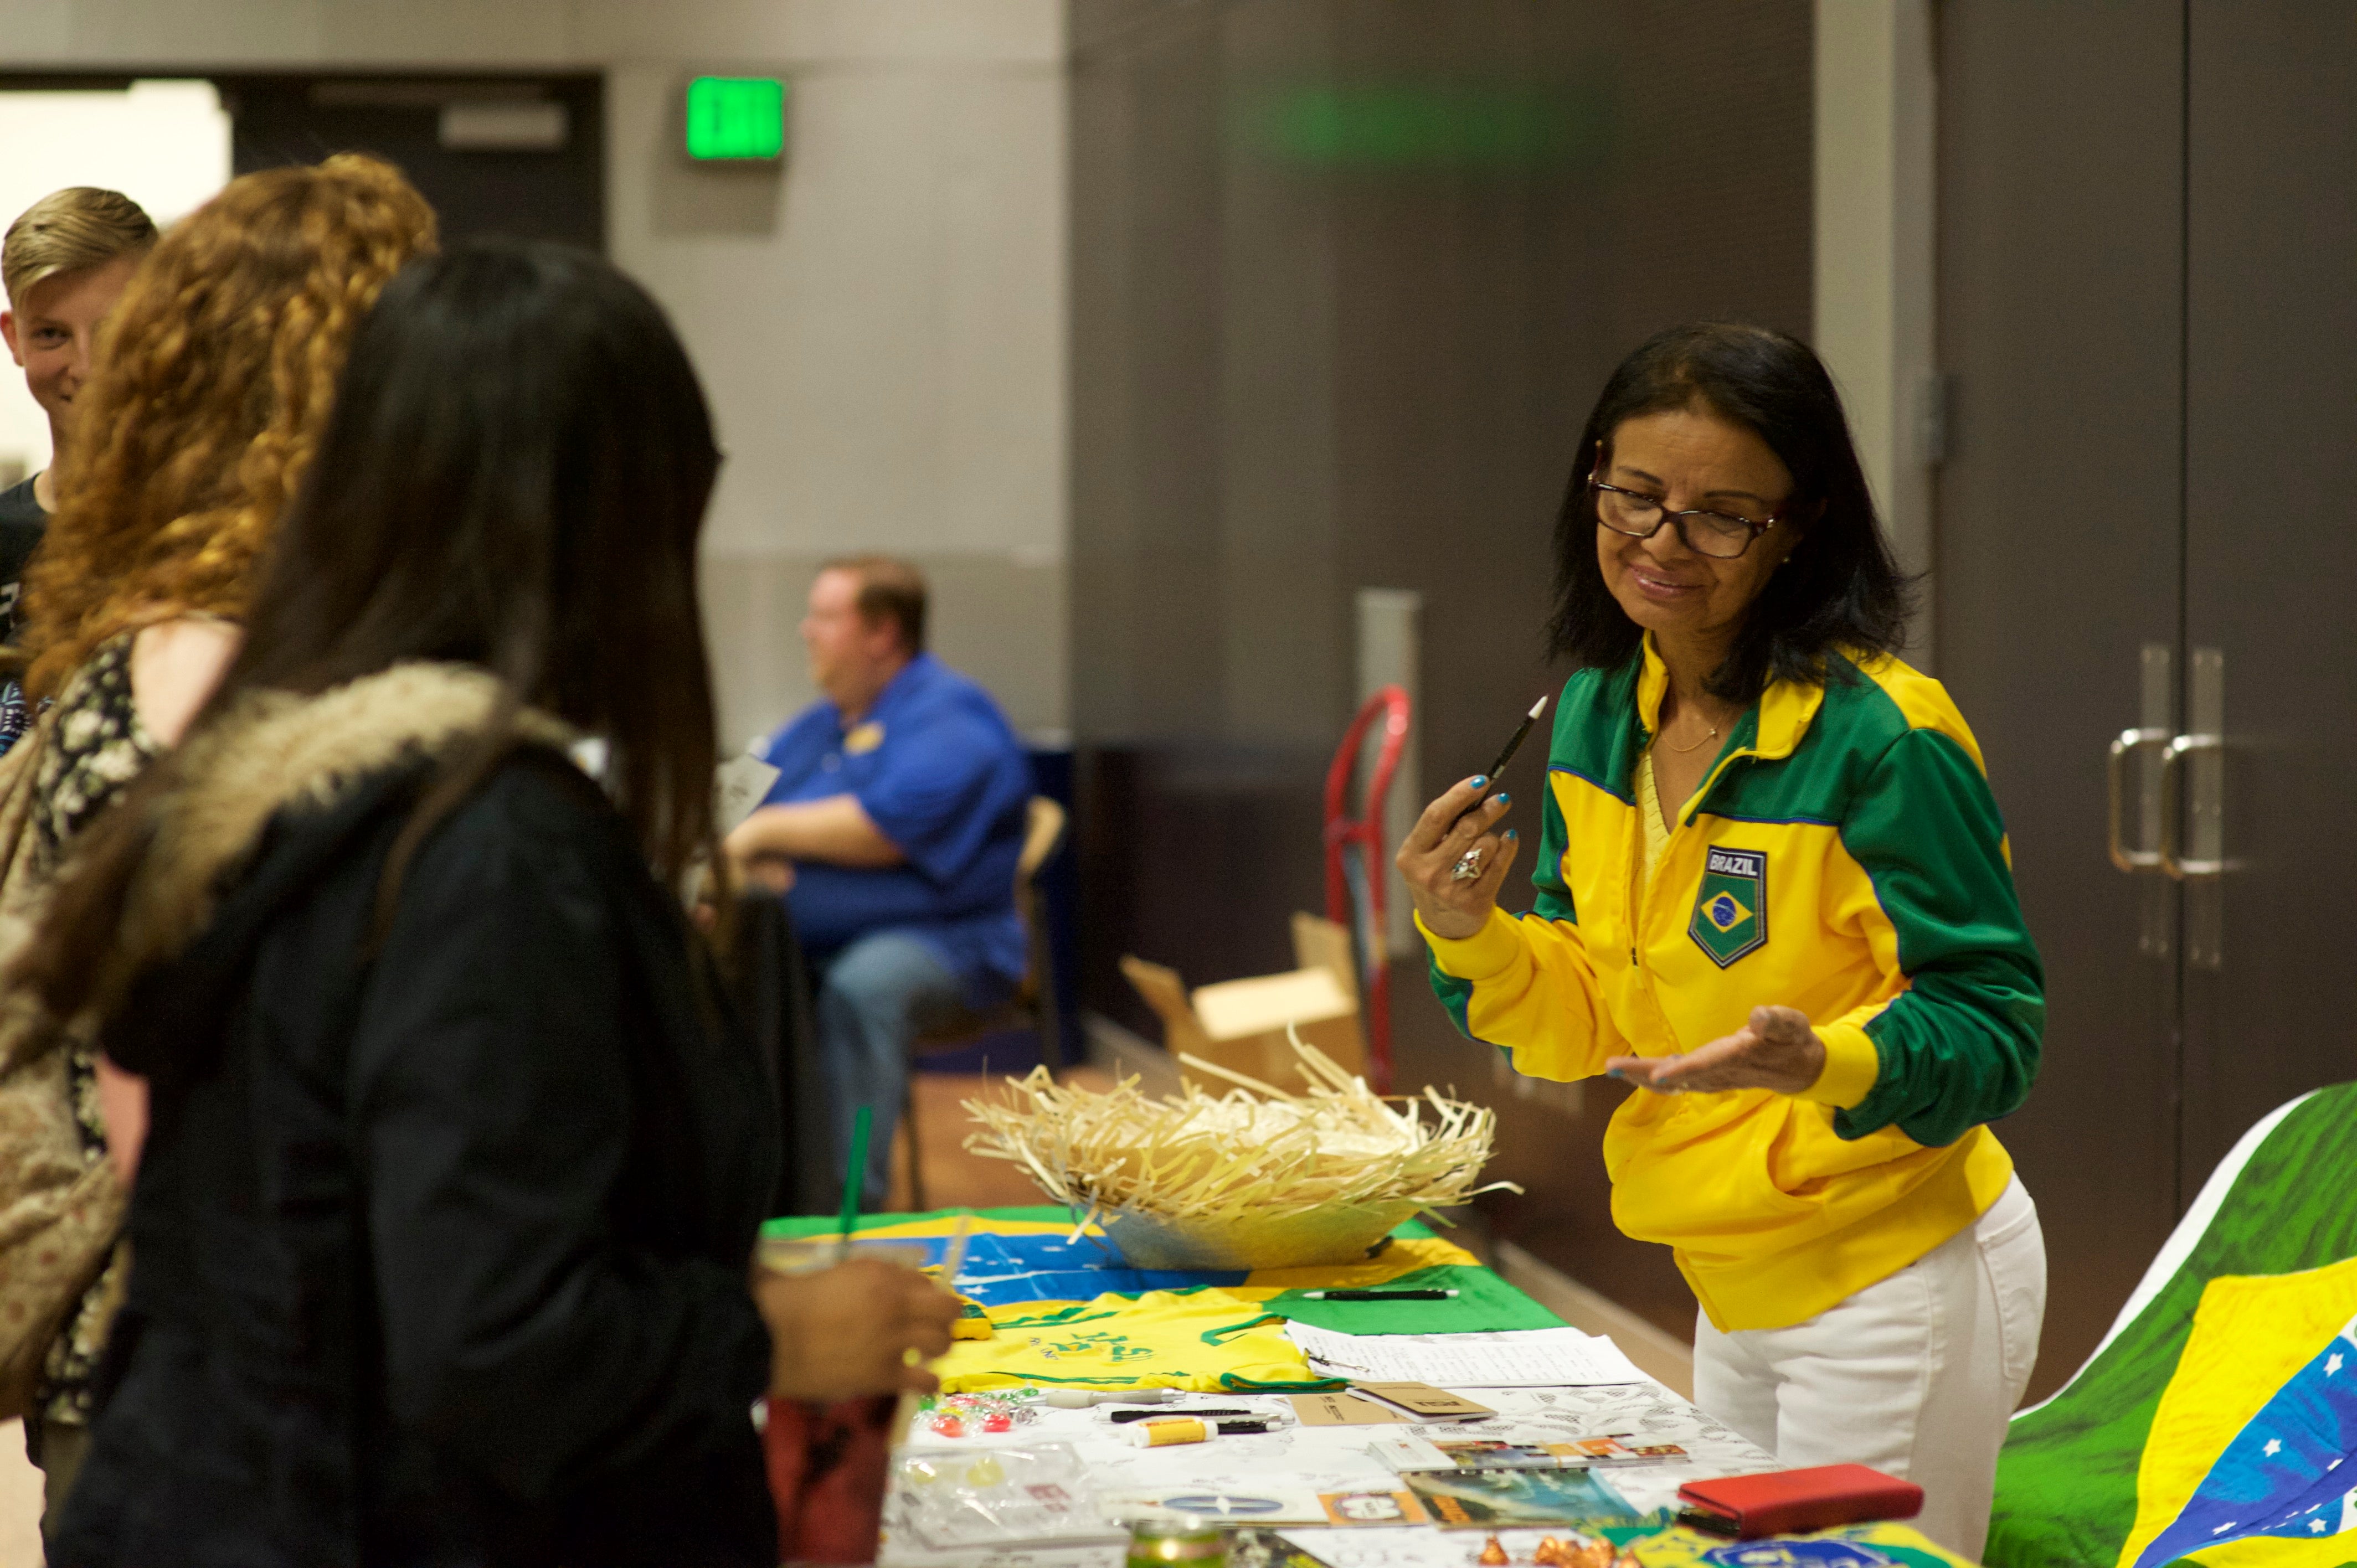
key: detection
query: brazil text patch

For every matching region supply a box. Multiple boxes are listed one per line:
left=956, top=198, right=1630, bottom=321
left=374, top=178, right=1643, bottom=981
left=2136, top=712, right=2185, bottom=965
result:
left=1691, top=846, right=1768, bottom=967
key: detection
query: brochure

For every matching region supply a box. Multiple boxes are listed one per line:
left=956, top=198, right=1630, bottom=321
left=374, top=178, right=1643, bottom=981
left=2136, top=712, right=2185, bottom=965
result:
left=1400, top=1467, right=1643, bottom=1529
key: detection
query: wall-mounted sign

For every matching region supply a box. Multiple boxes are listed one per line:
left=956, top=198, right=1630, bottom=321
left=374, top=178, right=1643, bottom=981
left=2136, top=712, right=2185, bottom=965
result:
left=685, top=76, right=785, bottom=160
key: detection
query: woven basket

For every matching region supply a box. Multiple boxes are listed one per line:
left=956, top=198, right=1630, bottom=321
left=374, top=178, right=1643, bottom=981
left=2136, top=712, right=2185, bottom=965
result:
left=963, top=1036, right=1516, bottom=1273
left=1092, top=1198, right=1425, bottom=1272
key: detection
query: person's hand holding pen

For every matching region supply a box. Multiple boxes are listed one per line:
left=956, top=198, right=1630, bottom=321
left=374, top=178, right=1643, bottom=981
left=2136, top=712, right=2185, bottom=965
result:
left=1399, top=697, right=1547, bottom=941
left=1398, top=775, right=1521, bottom=940
left=1605, top=1004, right=1829, bottom=1096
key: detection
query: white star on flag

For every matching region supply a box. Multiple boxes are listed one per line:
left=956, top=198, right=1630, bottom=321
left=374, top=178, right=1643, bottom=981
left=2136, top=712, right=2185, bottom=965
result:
left=2329, top=1352, right=2345, bottom=1376
left=2267, top=1439, right=2284, bottom=1456
left=2314, top=1519, right=2331, bottom=1534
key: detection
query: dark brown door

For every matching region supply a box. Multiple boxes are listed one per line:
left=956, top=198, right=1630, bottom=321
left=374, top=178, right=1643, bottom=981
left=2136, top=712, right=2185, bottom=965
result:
left=1933, top=1, right=2187, bottom=1401
left=2179, top=1, right=2357, bottom=1182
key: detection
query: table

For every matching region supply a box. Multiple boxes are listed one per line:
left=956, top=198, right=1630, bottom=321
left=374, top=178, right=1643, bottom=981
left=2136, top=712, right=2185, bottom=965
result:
left=762, top=1209, right=1979, bottom=1568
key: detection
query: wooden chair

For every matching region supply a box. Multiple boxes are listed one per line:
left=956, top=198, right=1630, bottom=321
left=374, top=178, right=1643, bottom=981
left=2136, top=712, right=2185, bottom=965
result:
left=898, top=795, right=1066, bottom=1209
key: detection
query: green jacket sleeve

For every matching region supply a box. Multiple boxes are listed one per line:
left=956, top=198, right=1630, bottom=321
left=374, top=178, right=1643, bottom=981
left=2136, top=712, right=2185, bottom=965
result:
left=1834, top=726, right=2045, bottom=1147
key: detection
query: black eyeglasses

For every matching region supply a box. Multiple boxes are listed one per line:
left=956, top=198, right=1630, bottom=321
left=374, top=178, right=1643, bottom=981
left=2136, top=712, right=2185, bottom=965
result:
left=1589, top=478, right=1784, bottom=560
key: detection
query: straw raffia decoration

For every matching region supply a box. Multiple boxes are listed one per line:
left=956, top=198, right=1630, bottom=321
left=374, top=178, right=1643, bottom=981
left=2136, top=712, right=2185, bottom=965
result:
left=961, top=1032, right=1520, bottom=1234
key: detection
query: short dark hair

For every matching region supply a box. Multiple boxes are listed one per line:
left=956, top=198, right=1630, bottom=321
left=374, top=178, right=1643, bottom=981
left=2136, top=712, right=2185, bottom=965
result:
left=1547, top=321, right=1913, bottom=704
left=822, top=554, right=927, bottom=654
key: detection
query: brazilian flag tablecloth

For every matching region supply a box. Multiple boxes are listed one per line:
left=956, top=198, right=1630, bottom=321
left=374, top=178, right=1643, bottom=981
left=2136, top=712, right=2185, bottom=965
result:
left=1988, top=1084, right=2357, bottom=1568
left=760, top=1205, right=1568, bottom=1392
left=760, top=1205, right=1563, bottom=1329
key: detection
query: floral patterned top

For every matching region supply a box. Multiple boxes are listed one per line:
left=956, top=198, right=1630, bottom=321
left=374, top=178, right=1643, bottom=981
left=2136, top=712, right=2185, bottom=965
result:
left=29, top=633, right=159, bottom=1437
left=0, top=677, right=30, bottom=757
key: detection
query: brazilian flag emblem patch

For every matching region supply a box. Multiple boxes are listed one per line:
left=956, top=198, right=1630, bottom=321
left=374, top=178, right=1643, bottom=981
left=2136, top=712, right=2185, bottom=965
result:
left=1690, top=846, right=1767, bottom=967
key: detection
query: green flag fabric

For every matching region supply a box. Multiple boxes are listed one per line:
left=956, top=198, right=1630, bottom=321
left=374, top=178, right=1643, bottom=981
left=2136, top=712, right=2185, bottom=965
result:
left=1987, top=1084, right=2357, bottom=1568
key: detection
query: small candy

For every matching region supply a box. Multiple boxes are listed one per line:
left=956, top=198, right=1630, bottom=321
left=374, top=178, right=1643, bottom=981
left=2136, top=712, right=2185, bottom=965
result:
left=965, top=1454, right=1005, bottom=1487
left=982, top=1412, right=1013, bottom=1433
left=928, top=1413, right=965, bottom=1438
left=1479, top=1536, right=1509, bottom=1566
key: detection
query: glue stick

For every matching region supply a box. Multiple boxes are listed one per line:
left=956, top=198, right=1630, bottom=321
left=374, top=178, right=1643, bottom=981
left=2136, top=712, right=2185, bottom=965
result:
left=1128, top=1417, right=1210, bottom=1448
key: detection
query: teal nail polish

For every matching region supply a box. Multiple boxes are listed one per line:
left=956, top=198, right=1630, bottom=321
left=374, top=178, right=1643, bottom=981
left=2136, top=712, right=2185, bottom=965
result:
left=1505, top=828, right=1519, bottom=840
left=1496, top=792, right=1511, bottom=806
left=1470, top=775, right=1488, bottom=788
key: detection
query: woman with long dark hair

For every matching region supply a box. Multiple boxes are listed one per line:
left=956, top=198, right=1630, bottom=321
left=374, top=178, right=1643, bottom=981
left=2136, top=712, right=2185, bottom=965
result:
left=20, top=242, right=955, bottom=1566
left=1397, top=323, right=2045, bottom=1559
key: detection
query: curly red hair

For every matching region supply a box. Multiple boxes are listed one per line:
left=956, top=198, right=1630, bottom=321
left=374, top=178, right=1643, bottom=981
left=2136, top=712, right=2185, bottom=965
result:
left=18, top=153, right=436, bottom=699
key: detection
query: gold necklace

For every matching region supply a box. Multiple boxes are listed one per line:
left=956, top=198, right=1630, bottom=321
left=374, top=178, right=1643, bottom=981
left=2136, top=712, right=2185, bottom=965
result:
left=1663, top=721, right=1721, bottom=755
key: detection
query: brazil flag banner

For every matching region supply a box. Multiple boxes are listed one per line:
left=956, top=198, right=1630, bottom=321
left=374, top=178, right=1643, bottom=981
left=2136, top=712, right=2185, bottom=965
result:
left=1987, top=1084, right=2357, bottom=1568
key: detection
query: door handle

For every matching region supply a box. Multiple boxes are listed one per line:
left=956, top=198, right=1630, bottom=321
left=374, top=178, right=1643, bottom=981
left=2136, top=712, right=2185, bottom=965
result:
left=2107, top=726, right=2172, bottom=872
left=2112, top=721, right=2159, bottom=868
left=2159, top=732, right=2226, bottom=880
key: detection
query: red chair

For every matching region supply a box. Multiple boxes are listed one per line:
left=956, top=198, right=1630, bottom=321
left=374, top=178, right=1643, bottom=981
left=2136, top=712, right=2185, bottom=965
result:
left=1323, top=685, right=1411, bottom=1092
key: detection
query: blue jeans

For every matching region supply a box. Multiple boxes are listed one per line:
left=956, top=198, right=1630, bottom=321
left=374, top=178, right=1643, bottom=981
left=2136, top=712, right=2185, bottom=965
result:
left=815, top=931, right=968, bottom=1207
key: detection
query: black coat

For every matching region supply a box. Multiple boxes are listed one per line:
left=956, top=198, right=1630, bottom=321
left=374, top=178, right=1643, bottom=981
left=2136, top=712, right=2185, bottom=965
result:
left=51, top=732, right=780, bottom=1567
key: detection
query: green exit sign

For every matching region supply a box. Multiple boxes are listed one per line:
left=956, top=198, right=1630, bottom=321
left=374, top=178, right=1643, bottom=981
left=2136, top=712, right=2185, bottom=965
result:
left=686, top=76, right=785, bottom=160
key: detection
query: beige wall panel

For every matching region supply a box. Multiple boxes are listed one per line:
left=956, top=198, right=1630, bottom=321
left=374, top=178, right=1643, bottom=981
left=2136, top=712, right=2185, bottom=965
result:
left=53, top=0, right=325, bottom=60
left=701, top=551, right=1067, bottom=751
left=1814, top=0, right=1937, bottom=663
left=0, top=0, right=73, bottom=55
left=609, top=62, right=1064, bottom=554
left=576, top=0, right=1061, bottom=66
left=317, top=1, right=576, bottom=63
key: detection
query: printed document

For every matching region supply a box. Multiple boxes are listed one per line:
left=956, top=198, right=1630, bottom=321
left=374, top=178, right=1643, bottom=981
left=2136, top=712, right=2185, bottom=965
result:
left=1284, top=1323, right=1650, bottom=1388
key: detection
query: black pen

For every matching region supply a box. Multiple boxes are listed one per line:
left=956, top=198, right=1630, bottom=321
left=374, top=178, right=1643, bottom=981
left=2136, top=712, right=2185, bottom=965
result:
left=1452, top=695, right=1549, bottom=828
left=1299, top=1288, right=1459, bottom=1301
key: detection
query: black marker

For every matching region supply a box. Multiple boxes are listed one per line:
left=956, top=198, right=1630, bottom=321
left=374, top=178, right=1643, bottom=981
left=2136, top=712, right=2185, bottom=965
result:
left=1452, top=695, right=1550, bottom=829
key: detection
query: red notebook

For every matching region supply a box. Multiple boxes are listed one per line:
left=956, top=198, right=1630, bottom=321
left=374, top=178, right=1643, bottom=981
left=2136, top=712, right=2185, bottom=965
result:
left=1676, top=1464, right=1924, bottom=1539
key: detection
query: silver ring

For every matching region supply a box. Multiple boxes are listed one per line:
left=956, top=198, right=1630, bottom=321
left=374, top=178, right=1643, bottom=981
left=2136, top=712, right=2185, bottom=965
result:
left=1450, top=847, right=1484, bottom=881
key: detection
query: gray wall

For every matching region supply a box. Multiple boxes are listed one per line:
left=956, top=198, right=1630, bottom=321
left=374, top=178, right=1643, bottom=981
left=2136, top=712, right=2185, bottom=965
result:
left=1068, top=0, right=1813, bottom=1335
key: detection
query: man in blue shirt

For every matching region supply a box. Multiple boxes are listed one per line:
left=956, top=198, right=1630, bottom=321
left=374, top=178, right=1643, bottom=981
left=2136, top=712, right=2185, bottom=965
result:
left=726, top=555, right=1032, bottom=1205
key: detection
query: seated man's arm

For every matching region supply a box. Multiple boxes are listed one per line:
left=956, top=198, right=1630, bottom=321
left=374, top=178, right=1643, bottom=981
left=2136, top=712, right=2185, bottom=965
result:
left=727, top=795, right=907, bottom=888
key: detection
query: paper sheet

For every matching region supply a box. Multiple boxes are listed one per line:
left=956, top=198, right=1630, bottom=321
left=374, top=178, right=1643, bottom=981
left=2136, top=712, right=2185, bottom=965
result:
left=713, top=752, right=783, bottom=832
left=1284, top=1323, right=1650, bottom=1388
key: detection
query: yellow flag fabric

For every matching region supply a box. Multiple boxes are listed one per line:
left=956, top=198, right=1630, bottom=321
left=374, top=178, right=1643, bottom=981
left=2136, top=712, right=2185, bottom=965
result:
left=1627, top=1521, right=1977, bottom=1567
left=2116, top=1254, right=2357, bottom=1568
left=934, top=1287, right=1342, bottom=1394
left=1229, top=1235, right=1483, bottom=1298
left=2166, top=1539, right=2357, bottom=1568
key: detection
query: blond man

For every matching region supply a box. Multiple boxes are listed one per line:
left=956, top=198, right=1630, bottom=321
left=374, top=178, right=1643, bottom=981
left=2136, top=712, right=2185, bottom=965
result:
left=0, top=188, right=156, bottom=751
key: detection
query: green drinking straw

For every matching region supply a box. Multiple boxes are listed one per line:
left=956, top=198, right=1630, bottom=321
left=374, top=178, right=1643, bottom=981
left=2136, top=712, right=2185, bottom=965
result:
left=836, top=1104, right=872, bottom=1261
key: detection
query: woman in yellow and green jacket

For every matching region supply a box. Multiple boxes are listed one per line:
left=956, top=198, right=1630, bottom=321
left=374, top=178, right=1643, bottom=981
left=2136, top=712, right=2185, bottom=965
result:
left=1399, top=322, right=2045, bottom=1561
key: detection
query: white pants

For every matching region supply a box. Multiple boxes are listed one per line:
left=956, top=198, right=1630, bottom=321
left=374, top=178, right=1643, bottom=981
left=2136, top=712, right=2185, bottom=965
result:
left=1691, top=1177, right=2046, bottom=1561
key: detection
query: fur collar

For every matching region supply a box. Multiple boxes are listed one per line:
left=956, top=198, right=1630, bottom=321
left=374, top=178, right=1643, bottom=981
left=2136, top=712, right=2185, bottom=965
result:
left=111, top=662, right=574, bottom=996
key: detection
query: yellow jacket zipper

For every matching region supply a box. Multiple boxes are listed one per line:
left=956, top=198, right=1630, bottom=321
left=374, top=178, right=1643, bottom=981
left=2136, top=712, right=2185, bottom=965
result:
left=1628, top=742, right=1754, bottom=1036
